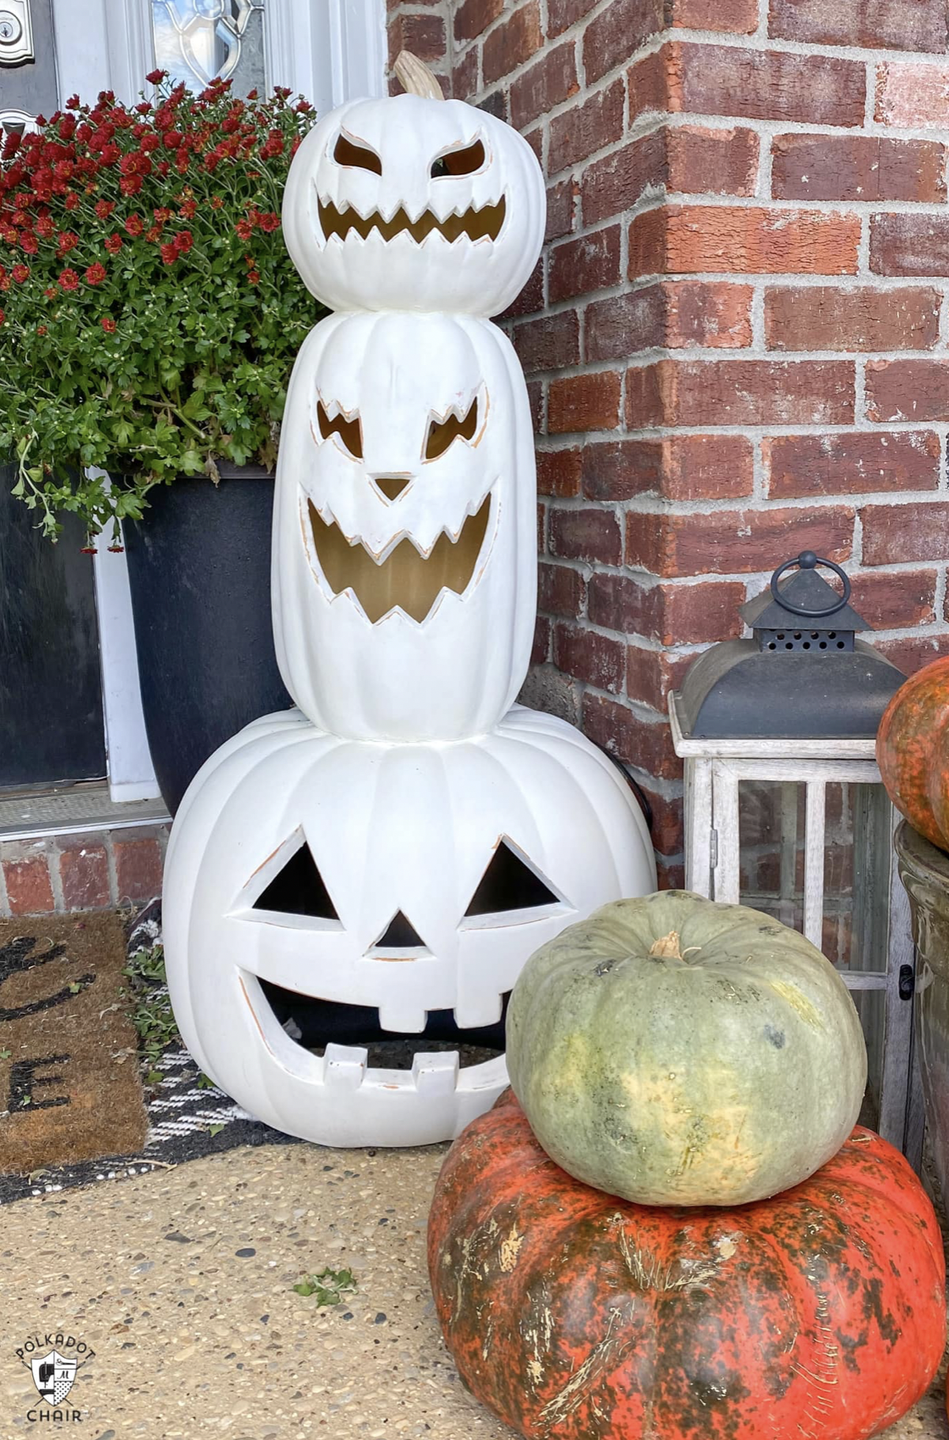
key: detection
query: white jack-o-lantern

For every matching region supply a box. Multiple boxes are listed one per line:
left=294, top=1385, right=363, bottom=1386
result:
left=272, top=309, right=537, bottom=741
left=282, top=55, right=545, bottom=316
left=162, top=705, right=656, bottom=1148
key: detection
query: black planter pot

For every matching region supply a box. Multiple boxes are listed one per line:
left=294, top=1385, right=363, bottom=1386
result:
left=124, top=465, right=292, bottom=815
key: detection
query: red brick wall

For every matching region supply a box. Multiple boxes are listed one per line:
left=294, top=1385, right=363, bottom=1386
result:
left=0, top=826, right=168, bottom=916
left=387, top=0, right=949, bottom=887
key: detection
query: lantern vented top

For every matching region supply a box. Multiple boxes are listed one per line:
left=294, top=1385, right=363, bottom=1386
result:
left=674, top=551, right=905, bottom=741
left=740, top=551, right=868, bottom=646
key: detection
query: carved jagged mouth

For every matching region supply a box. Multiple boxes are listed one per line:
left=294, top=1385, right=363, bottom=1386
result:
left=318, top=196, right=505, bottom=245
left=259, top=979, right=510, bottom=1070
left=308, top=493, right=492, bottom=624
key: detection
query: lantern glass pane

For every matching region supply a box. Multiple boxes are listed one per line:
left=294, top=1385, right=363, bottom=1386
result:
left=738, top=779, right=805, bottom=932
left=737, top=776, right=890, bottom=1134
left=822, top=781, right=891, bottom=976
left=852, top=989, right=884, bottom=1132
left=150, top=0, right=267, bottom=98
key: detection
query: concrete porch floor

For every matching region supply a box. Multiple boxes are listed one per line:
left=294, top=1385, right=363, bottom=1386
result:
left=1, top=1142, right=946, bottom=1439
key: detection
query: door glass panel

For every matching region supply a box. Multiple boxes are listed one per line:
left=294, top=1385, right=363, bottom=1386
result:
left=151, top=0, right=267, bottom=97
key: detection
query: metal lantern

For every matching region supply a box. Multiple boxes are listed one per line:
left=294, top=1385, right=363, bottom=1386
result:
left=670, top=551, right=919, bottom=1155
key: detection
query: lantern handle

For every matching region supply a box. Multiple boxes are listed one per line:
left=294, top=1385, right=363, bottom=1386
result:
left=769, top=551, right=852, bottom=619
left=393, top=51, right=446, bottom=100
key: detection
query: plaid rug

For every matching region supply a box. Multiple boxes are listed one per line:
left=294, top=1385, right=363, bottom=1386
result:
left=0, top=902, right=298, bottom=1205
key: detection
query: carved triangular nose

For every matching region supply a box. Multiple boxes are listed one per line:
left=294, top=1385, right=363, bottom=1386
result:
left=373, top=476, right=411, bottom=501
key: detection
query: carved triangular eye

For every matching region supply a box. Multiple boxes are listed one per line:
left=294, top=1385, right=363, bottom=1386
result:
left=431, top=139, right=485, bottom=177
left=333, top=133, right=382, bottom=174
left=465, top=841, right=559, bottom=916
left=253, top=841, right=339, bottom=919
left=425, top=397, right=478, bottom=460
left=317, top=399, right=363, bottom=458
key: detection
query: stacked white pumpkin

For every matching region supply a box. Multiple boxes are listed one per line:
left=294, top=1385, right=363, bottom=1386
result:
left=162, top=56, right=657, bottom=1147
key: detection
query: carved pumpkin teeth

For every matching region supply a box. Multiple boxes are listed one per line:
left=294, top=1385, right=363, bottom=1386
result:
left=308, top=493, right=492, bottom=624
left=318, top=196, right=506, bottom=244
left=256, top=977, right=512, bottom=1080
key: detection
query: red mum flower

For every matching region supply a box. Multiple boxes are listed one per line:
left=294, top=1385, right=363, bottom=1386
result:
left=100, top=317, right=116, bottom=332
left=119, top=175, right=142, bottom=196
left=258, top=211, right=280, bottom=233
left=85, top=261, right=107, bottom=285
left=140, top=133, right=160, bottom=154
left=36, top=324, right=47, bottom=335
left=64, top=191, right=80, bottom=210
left=20, top=233, right=38, bottom=253
left=210, top=194, right=223, bottom=209
left=247, top=269, right=260, bottom=284
left=124, top=212, right=144, bottom=236
left=44, top=286, right=57, bottom=299
left=11, top=263, right=29, bottom=282
left=34, top=216, right=55, bottom=238
left=163, top=131, right=183, bottom=149
left=179, top=198, right=196, bottom=219
left=57, top=230, right=79, bottom=254
left=145, top=224, right=162, bottom=242
left=234, top=218, right=253, bottom=241
left=174, top=229, right=193, bottom=253
left=105, top=232, right=123, bottom=253
left=160, top=241, right=177, bottom=265
left=66, top=94, right=80, bottom=109
left=58, top=268, right=79, bottom=290
left=146, top=68, right=167, bottom=85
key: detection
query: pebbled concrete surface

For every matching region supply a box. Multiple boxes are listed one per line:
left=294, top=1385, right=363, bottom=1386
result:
left=0, top=1142, right=945, bottom=1439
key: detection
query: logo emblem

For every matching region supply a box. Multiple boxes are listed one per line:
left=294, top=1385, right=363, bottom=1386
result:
left=29, top=1351, right=77, bottom=1406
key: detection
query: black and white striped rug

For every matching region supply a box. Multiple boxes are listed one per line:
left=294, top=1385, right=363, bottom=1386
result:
left=0, top=903, right=298, bottom=1205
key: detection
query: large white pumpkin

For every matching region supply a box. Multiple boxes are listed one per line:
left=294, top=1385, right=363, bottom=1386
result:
left=281, top=90, right=545, bottom=316
left=162, top=705, right=657, bottom=1148
left=272, top=309, right=537, bottom=741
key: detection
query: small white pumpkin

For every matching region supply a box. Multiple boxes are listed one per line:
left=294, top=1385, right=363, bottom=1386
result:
left=162, top=705, right=657, bottom=1148
left=281, top=54, right=545, bottom=316
left=271, top=308, right=537, bottom=741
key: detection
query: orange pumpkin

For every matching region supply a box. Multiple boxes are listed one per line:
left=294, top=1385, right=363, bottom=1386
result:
left=429, top=1090, right=946, bottom=1440
left=876, top=656, right=949, bottom=851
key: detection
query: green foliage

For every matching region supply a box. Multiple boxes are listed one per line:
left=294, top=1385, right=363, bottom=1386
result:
left=292, top=1267, right=357, bottom=1305
left=0, top=71, right=325, bottom=538
left=123, top=941, right=180, bottom=1064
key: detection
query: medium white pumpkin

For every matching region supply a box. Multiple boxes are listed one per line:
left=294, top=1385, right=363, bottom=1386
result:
left=162, top=704, right=657, bottom=1148
left=271, top=309, right=537, bottom=741
left=281, top=84, right=545, bottom=316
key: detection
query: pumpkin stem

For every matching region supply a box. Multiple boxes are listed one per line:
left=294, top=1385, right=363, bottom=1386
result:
left=649, top=931, right=684, bottom=960
left=393, top=51, right=446, bottom=100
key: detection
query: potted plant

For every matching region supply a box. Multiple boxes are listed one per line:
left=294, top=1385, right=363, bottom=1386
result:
left=0, top=72, right=324, bottom=810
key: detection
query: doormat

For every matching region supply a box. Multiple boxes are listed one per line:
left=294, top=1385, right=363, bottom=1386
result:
left=0, top=912, right=148, bottom=1180
left=0, top=903, right=298, bottom=1205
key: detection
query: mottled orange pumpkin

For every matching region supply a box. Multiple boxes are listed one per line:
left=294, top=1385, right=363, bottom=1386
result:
left=877, top=656, right=949, bottom=851
left=428, top=1090, right=945, bottom=1440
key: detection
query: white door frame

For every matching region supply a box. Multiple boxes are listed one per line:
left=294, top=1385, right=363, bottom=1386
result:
left=48, top=0, right=387, bottom=801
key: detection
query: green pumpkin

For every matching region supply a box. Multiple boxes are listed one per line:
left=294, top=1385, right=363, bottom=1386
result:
left=506, top=890, right=867, bottom=1206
